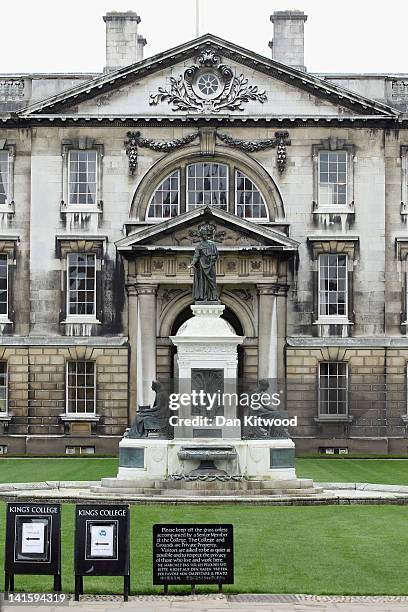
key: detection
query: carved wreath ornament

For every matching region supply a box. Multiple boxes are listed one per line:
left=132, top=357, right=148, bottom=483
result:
left=149, top=47, right=267, bottom=113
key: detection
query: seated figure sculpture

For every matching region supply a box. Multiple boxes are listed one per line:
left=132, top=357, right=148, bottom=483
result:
left=126, top=380, right=170, bottom=438
left=244, top=379, right=290, bottom=439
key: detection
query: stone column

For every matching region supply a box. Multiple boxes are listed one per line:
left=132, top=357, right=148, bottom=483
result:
left=257, top=285, right=278, bottom=380
left=136, top=284, right=158, bottom=407
left=126, top=283, right=138, bottom=424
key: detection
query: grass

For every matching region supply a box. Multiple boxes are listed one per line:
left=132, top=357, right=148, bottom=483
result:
left=2, top=457, right=408, bottom=486
left=0, top=458, right=118, bottom=484
left=1, top=503, right=408, bottom=595
left=296, top=458, right=408, bottom=485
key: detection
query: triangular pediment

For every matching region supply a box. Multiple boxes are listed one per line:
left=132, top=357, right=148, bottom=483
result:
left=20, top=35, right=397, bottom=121
left=116, top=206, right=299, bottom=253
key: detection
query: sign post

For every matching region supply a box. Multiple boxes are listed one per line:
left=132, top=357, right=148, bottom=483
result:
left=4, top=503, right=61, bottom=594
left=74, top=505, right=130, bottom=601
left=153, top=524, right=233, bottom=593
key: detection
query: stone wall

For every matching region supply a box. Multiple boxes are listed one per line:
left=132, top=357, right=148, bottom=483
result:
left=0, top=344, right=128, bottom=455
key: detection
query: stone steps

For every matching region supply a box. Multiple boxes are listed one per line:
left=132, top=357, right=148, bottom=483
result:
left=90, top=485, right=325, bottom=497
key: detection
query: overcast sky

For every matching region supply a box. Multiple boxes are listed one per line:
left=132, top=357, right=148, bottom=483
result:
left=1, top=0, right=408, bottom=75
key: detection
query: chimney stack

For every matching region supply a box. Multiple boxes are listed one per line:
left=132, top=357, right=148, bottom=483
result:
left=103, top=11, right=146, bottom=72
left=269, top=10, right=307, bottom=72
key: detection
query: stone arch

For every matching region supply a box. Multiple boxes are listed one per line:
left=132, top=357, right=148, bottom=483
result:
left=129, top=144, right=285, bottom=221
left=159, top=287, right=256, bottom=338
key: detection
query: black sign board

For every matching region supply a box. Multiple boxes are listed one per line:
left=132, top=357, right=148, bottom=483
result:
left=4, top=503, right=61, bottom=593
left=153, top=524, right=233, bottom=591
left=74, top=504, right=130, bottom=601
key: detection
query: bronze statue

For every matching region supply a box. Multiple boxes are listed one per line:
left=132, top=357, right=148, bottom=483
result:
left=244, top=379, right=290, bottom=439
left=188, top=223, right=219, bottom=303
left=126, top=380, right=169, bottom=438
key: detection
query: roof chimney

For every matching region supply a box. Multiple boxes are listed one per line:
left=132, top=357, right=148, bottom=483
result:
left=269, top=10, right=307, bottom=72
left=103, top=11, right=146, bottom=71
left=137, top=34, right=147, bottom=61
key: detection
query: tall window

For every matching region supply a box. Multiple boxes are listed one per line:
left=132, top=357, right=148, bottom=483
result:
left=147, top=171, right=179, bottom=219
left=67, top=253, right=96, bottom=317
left=0, top=152, right=8, bottom=205
left=318, top=151, right=347, bottom=206
left=0, top=362, right=7, bottom=414
left=319, top=362, right=348, bottom=416
left=236, top=170, right=268, bottom=219
left=0, top=255, right=8, bottom=316
left=68, top=150, right=97, bottom=205
left=318, top=254, right=347, bottom=318
left=187, top=163, right=228, bottom=210
left=66, top=361, right=96, bottom=414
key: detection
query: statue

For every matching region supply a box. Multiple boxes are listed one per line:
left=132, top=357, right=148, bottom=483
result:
left=126, top=380, right=170, bottom=439
left=244, top=379, right=290, bottom=439
left=188, top=223, right=219, bottom=303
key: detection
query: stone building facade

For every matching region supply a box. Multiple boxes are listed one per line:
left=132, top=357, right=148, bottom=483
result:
left=0, top=10, right=408, bottom=455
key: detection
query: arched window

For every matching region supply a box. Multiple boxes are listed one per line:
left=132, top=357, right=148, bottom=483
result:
left=145, top=163, right=271, bottom=221
left=187, top=163, right=228, bottom=210
left=146, top=170, right=179, bottom=219
left=235, top=170, right=268, bottom=220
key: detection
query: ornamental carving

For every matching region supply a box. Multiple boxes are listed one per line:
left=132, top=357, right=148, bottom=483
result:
left=124, top=131, right=199, bottom=174
left=0, top=79, right=24, bottom=101
left=216, top=131, right=291, bottom=173
left=149, top=47, right=267, bottom=114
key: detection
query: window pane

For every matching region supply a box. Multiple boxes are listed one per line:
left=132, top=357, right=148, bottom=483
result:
left=68, top=150, right=97, bottom=205
left=0, top=361, right=7, bottom=413
left=318, top=151, right=348, bottom=206
left=319, top=362, right=348, bottom=416
left=66, top=361, right=95, bottom=414
left=186, top=163, right=228, bottom=211
left=318, top=254, right=347, bottom=318
left=67, top=253, right=95, bottom=316
left=147, top=171, right=180, bottom=219
left=235, top=170, right=268, bottom=219
left=0, top=151, right=9, bottom=205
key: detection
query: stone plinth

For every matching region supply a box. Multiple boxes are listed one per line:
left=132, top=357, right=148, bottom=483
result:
left=170, top=304, right=244, bottom=440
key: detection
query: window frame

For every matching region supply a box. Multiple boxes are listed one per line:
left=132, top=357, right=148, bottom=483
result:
left=0, top=144, right=15, bottom=211
left=318, top=361, right=349, bottom=418
left=186, top=161, right=229, bottom=212
left=312, top=141, right=355, bottom=213
left=65, top=360, right=96, bottom=416
left=0, top=254, right=9, bottom=321
left=0, top=361, right=8, bottom=416
left=317, top=253, right=348, bottom=322
left=61, top=141, right=103, bottom=212
left=67, top=149, right=98, bottom=206
left=144, top=162, right=271, bottom=221
left=66, top=252, right=97, bottom=322
left=235, top=169, right=269, bottom=221
left=146, top=169, right=180, bottom=220
left=317, top=150, right=348, bottom=207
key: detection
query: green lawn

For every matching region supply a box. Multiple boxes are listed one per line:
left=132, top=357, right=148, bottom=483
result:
left=296, top=458, right=408, bottom=485
left=0, top=458, right=118, bottom=484
left=1, top=503, right=408, bottom=595
left=2, top=457, right=408, bottom=486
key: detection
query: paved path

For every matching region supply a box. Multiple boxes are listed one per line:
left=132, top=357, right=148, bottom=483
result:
left=4, top=594, right=408, bottom=611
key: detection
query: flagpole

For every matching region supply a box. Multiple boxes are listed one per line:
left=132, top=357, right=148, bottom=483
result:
left=195, top=0, right=200, bottom=37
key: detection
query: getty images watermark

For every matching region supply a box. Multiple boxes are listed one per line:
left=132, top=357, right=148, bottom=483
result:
left=166, top=386, right=298, bottom=429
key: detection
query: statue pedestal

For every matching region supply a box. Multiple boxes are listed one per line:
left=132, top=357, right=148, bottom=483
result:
left=170, top=303, right=244, bottom=440
left=117, top=303, right=297, bottom=483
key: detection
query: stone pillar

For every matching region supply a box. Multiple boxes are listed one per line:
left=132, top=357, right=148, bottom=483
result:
left=269, top=10, right=308, bottom=72
left=257, top=285, right=278, bottom=380
left=126, top=283, right=138, bottom=424
left=136, top=284, right=158, bottom=407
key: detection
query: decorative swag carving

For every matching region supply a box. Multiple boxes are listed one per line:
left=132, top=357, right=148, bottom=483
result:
left=124, top=131, right=199, bottom=174
left=216, top=131, right=291, bottom=173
